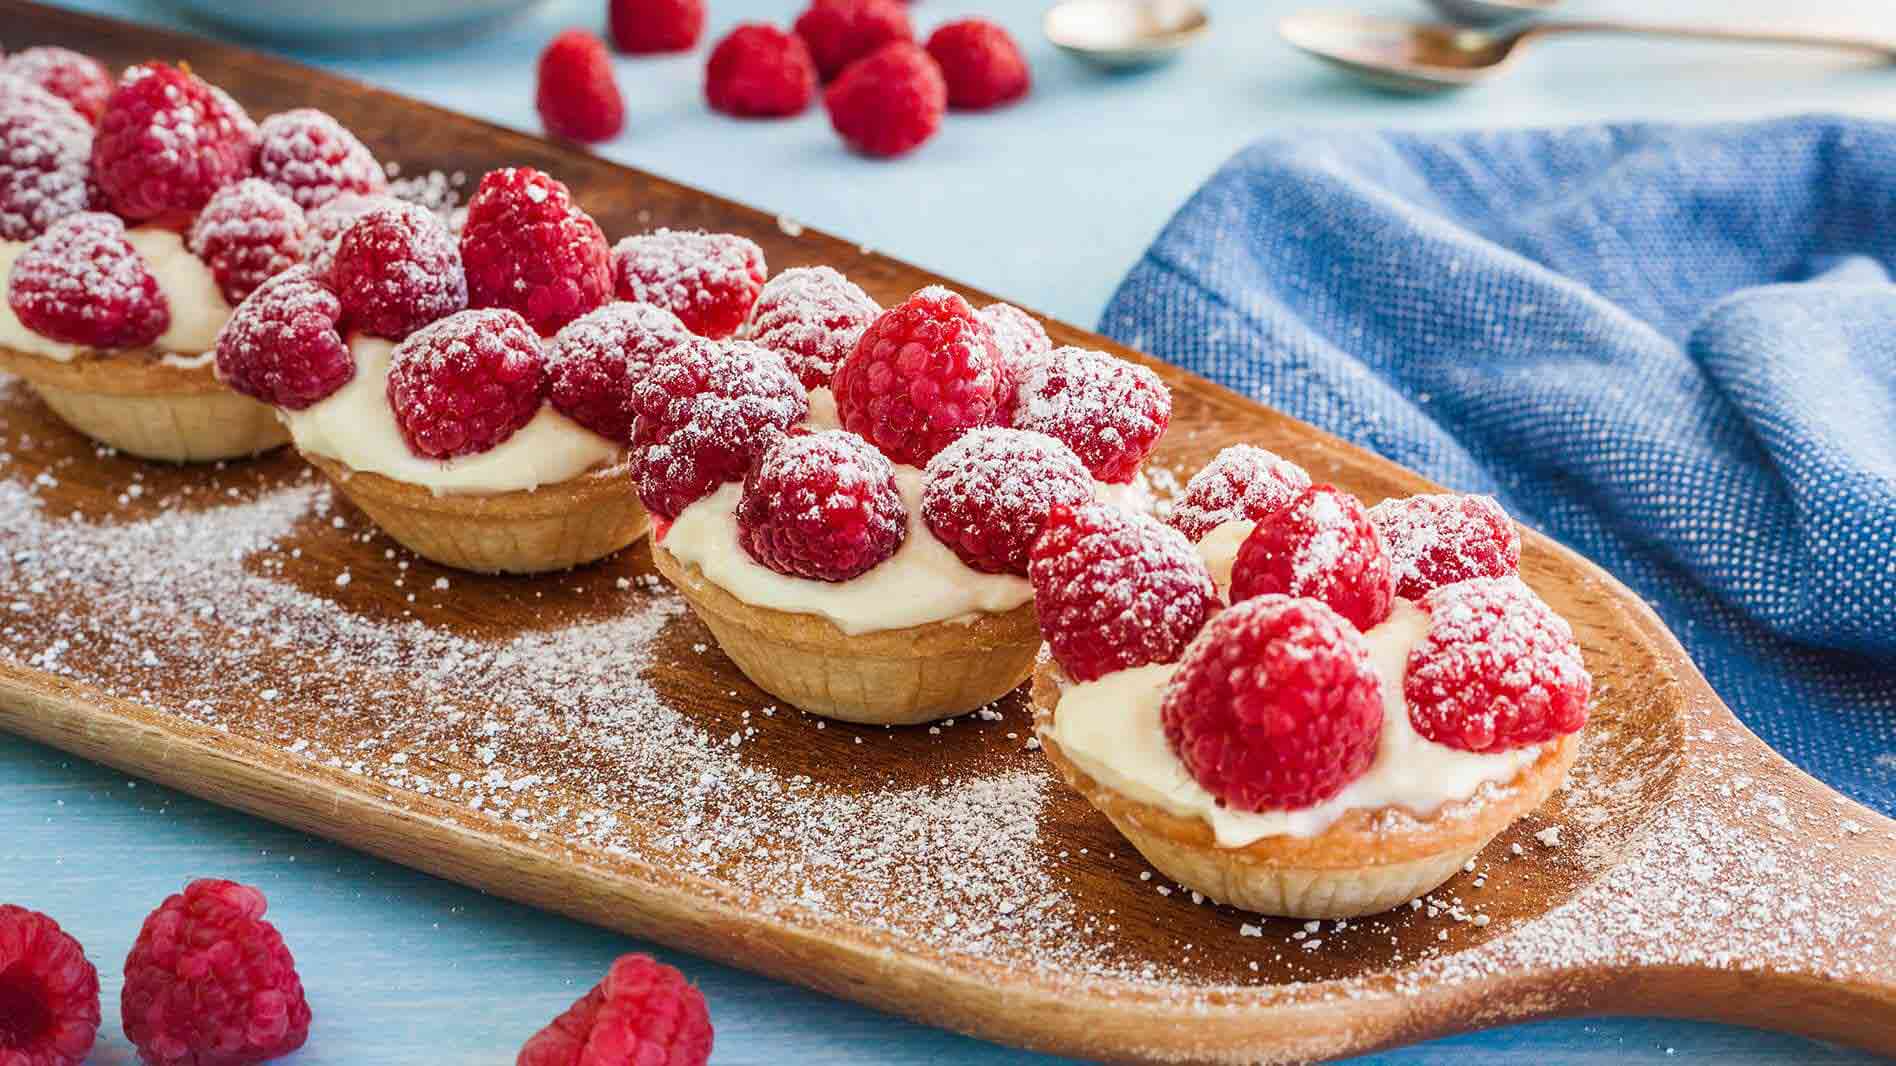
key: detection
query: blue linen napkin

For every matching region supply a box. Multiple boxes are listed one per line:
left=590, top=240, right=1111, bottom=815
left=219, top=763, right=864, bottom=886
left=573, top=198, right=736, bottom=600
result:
left=1101, top=116, right=1896, bottom=815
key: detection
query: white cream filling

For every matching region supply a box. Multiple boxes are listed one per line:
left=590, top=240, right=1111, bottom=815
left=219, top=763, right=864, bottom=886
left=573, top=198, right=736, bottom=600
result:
left=1044, top=599, right=1546, bottom=846
left=806, top=386, right=839, bottom=430
left=0, top=229, right=230, bottom=363
left=1197, top=518, right=1256, bottom=599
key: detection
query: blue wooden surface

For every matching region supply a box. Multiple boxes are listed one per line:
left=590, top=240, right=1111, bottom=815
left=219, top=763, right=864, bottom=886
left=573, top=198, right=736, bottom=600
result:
left=8, top=0, right=1896, bottom=1062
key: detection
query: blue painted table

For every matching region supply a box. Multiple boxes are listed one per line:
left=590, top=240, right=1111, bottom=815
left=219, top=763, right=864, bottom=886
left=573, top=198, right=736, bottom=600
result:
left=8, top=0, right=1896, bottom=1062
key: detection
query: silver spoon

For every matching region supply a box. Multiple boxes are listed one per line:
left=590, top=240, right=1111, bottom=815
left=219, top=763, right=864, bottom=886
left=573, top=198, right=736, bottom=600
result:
left=1044, top=0, right=1210, bottom=69
left=1279, top=10, right=1896, bottom=93
left=1425, top=0, right=1558, bottom=27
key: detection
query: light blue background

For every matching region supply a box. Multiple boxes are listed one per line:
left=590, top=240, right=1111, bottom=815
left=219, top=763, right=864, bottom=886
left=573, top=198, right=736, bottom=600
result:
left=8, top=0, right=1896, bottom=1062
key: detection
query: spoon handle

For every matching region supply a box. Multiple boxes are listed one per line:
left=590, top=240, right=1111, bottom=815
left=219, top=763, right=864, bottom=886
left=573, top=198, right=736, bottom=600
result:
left=1524, top=19, right=1896, bottom=59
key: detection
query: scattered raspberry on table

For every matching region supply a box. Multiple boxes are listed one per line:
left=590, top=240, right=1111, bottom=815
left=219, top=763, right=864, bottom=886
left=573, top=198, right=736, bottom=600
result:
left=926, top=19, right=1031, bottom=110
left=0, top=903, right=100, bottom=1066
left=517, top=953, right=713, bottom=1066
left=706, top=23, right=819, bottom=118
left=611, top=0, right=706, bottom=53
left=537, top=29, right=627, bottom=144
left=794, top=0, right=914, bottom=81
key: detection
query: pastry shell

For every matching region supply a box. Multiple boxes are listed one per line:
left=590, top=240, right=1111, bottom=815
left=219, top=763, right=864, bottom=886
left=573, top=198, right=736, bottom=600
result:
left=0, top=346, right=285, bottom=462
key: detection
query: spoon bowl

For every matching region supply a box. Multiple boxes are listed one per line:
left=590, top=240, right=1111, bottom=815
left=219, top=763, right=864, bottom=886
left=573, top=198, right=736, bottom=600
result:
left=1044, top=0, right=1210, bottom=69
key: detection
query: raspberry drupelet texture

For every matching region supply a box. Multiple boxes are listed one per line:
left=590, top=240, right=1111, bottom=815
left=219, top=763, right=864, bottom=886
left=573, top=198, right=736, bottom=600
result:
left=253, top=108, right=387, bottom=211
left=8, top=212, right=169, bottom=349
left=516, top=953, right=713, bottom=1066
left=215, top=265, right=352, bottom=411
left=461, top=167, right=614, bottom=336
left=794, top=0, right=914, bottom=81
left=738, top=429, right=907, bottom=581
left=300, top=192, right=403, bottom=277
left=1406, top=576, right=1590, bottom=753
left=631, top=338, right=808, bottom=519
left=743, top=265, right=879, bottom=389
left=0, top=82, right=93, bottom=241
left=537, top=30, right=627, bottom=144
left=705, top=24, right=819, bottom=118
left=976, top=301, right=1050, bottom=394
left=1030, top=502, right=1218, bottom=682
left=0, top=47, right=113, bottom=124
left=1369, top=492, right=1521, bottom=600
left=1167, top=444, right=1312, bottom=543
left=1011, top=345, right=1170, bottom=485
left=612, top=229, right=767, bottom=340
left=121, top=879, right=312, bottom=1066
left=91, top=63, right=258, bottom=223
left=610, top=0, right=707, bottom=54
left=323, top=199, right=467, bottom=341
left=925, top=19, right=1030, bottom=110
left=188, top=178, right=309, bottom=305
left=546, top=301, right=693, bottom=445
left=922, top=427, right=1094, bottom=576
left=823, top=42, right=944, bottom=159
left=830, top=286, right=1003, bottom=467
left=386, top=308, right=548, bottom=460
left=0, top=904, right=100, bottom=1066
left=1229, top=483, right=1395, bottom=632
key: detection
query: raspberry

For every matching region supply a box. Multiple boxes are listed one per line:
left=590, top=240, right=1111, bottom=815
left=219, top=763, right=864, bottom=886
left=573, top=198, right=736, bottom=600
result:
left=188, top=178, right=308, bottom=305
left=0, top=47, right=113, bottom=124
left=121, top=879, right=311, bottom=1066
left=609, top=0, right=705, bottom=53
left=743, top=265, right=878, bottom=389
left=460, top=167, right=613, bottom=336
left=922, top=427, right=1093, bottom=576
left=977, top=301, right=1049, bottom=393
left=823, top=42, right=944, bottom=158
left=91, top=63, right=258, bottom=223
left=1229, top=484, right=1394, bottom=632
left=1029, top=503, right=1217, bottom=682
left=1406, top=576, right=1590, bottom=753
left=631, top=338, right=807, bottom=518
left=8, top=212, right=169, bottom=348
left=1010, top=345, right=1170, bottom=485
left=215, top=265, right=351, bottom=410
left=386, top=308, right=547, bottom=459
left=254, top=108, right=387, bottom=211
left=925, top=19, right=1030, bottom=110
left=1167, top=444, right=1312, bottom=543
left=300, top=192, right=403, bottom=276
left=324, top=199, right=467, bottom=340
left=516, top=954, right=712, bottom=1066
left=546, top=301, right=692, bottom=444
left=0, top=904, right=100, bottom=1066
left=1369, top=492, right=1521, bottom=599
left=705, top=24, right=819, bottom=118
left=794, top=0, right=914, bottom=81
left=612, top=229, right=766, bottom=340
left=0, top=82, right=92, bottom=241
left=737, top=430, right=906, bottom=580
left=831, top=286, right=1003, bottom=466
left=1161, top=595, right=1384, bottom=812
left=537, top=30, right=626, bottom=144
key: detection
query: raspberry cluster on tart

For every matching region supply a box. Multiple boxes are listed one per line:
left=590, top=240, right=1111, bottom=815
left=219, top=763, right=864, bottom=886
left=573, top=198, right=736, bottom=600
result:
left=1029, top=445, right=1590, bottom=918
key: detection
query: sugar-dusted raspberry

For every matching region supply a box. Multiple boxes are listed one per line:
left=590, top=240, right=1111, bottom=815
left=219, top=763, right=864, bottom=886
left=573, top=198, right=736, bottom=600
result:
left=0, top=47, right=113, bottom=124
left=0, top=82, right=92, bottom=241
left=188, top=178, right=308, bottom=304
left=1369, top=492, right=1521, bottom=600
left=91, top=63, right=258, bottom=223
left=122, top=879, right=312, bottom=1066
left=1162, top=594, right=1383, bottom=812
left=1406, top=576, right=1590, bottom=753
left=923, top=427, right=1093, bottom=576
left=537, top=30, right=626, bottom=144
left=631, top=338, right=808, bottom=518
left=823, top=42, right=944, bottom=158
left=460, top=167, right=613, bottom=336
left=613, top=229, right=766, bottom=340
left=386, top=308, right=547, bottom=459
left=1011, top=345, right=1170, bottom=485
left=1167, top=444, right=1312, bottom=543
left=1030, top=502, right=1218, bottom=682
left=795, top=0, right=913, bottom=81
left=0, top=904, right=100, bottom=1066
left=738, top=429, right=906, bottom=580
left=254, top=108, right=387, bottom=211
left=925, top=19, right=1030, bottom=111
left=744, top=265, right=878, bottom=389
left=324, top=199, right=467, bottom=340
left=977, top=301, right=1049, bottom=392
left=8, top=212, right=168, bottom=348
left=610, top=0, right=707, bottom=54
left=300, top=192, right=403, bottom=276
left=516, top=954, right=712, bottom=1066
left=831, top=285, right=1003, bottom=466
left=706, top=24, right=819, bottom=118
left=1229, top=483, right=1394, bottom=632
left=546, top=301, right=693, bottom=444
left=215, top=265, right=351, bottom=411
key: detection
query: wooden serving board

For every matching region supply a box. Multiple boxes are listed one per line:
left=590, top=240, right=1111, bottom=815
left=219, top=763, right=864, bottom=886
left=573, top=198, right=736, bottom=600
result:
left=3, top=5, right=1894, bottom=1062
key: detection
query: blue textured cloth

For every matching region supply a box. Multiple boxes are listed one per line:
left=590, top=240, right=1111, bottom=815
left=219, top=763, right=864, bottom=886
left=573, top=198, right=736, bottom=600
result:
left=1101, top=116, right=1896, bottom=815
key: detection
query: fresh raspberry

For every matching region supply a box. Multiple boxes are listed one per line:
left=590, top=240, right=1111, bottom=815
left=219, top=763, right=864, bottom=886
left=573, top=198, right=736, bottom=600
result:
left=546, top=301, right=692, bottom=444
left=609, top=0, right=706, bottom=53
left=214, top=265, right=351, bottom=410
left=1029, top=502, right=1217, bottom=682
left=253, top=108, right=387, bottom=211
left=612, top=229, right=766, bottom=340
left=1229, top=484, right=1395, bottom=632
left=516, top=954, right=712, bottom=1066
left=631, top=338, right=808, bottom=518
left=0, top=47, right=113, bottom=124
left=922, top=427, right=1093, bottom=576
left=537, top=30, right=626, bottom=144
left=1161, top=594, right=1383, bottom=812
left=1406, top=577, right=1590, bottom=753
left=387, top=308, right=547, bottom=459
left=7, top=212, right=168, bottom=348
left=300, top=192, right=403, bottom=276
left=743, top=265, right=878, bottom=389
left=977, top=301, right=1049, bottom=394
left=1369, top=492, right=1521, bottom=599
left=737, top=430, right=906, bottom=580
left=121, top=879, right=311, bottom=1066
left=0, top=82, right=92, bottom=241
left=187, top=178, right=308, bottom=304
left=823, top=42, right=944, bottom=159
left=830, top=285, right=1003, bottom=466
left=91, top=63, right=258, bottom=223
left=324, top=199, right=467, bottom=340
left=460, top=167, right=612, bottom=336
left=705, top=24, right=819, bottom=118
left=0, top=904, right=100, bottom=1066
left=794, top=0, right=914, bottom=81
left=1010, top=345, right=1170, bottom=484
left=1167, top=444, right=1312, bottom=543
left=925, top=19, right=1030, bottom=110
